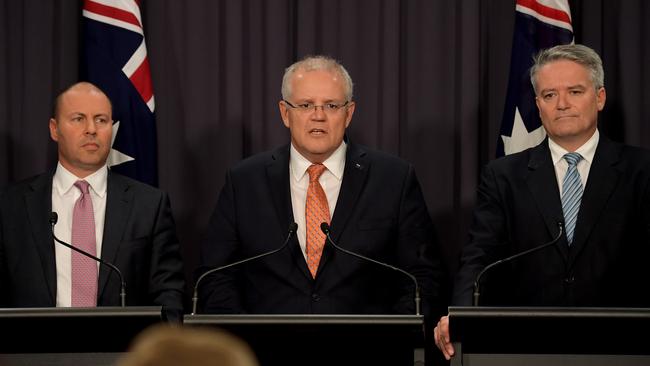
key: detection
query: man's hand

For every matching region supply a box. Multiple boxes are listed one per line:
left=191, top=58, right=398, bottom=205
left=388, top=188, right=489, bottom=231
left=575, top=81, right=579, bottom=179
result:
left=433, top=315, right=455, bottom=360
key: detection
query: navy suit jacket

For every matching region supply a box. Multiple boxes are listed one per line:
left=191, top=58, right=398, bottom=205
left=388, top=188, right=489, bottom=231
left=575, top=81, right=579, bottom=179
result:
left=0, top=170, right=185, bottom=316
left=199, top=143, right=445, bottom=319
left=454, top=137, right=650, bottom=307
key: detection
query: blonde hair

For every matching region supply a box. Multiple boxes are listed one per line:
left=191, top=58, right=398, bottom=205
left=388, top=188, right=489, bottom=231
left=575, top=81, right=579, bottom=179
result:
left=118, top=325, right=259, bottom=366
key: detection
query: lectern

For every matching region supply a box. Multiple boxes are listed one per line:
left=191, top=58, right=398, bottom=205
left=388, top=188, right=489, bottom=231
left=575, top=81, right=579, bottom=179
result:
left=0, top=306, right=162, bottom=366
left=449, top=306, right=650, bottom=366
left=185, top=314, right=425, bottom=365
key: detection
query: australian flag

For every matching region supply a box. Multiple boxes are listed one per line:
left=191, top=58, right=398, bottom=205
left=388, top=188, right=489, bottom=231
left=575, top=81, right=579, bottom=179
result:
left=497, top=0, right=573, bottom=157
left=82, top=0, right=158, bottom=186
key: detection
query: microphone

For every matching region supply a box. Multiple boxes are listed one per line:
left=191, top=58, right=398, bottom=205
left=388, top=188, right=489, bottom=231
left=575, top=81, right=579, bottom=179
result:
left=472, top=221, right=564, bottom=306
left=192, top=222, right=298, bottom=315
left=49, top=212, right=127, bottom=307
left=320, top=223, right=421, bottom=316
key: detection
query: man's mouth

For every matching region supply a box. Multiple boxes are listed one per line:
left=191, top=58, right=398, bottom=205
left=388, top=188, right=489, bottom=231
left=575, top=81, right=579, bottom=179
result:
left=82, top=142, right=100, bottom=150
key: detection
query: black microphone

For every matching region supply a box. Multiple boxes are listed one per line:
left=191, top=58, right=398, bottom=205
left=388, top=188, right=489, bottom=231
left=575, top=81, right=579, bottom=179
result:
left=320, top=223, right=421, bottom=316
left=192, top=222, right=298, bottom=315
left=49, top=212, right=127, bottom=307
left=472, top=221, right=564, bottom=306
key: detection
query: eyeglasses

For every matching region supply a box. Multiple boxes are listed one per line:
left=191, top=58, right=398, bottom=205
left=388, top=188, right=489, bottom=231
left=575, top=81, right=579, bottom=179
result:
left=283, top=100, right=350, bottom=114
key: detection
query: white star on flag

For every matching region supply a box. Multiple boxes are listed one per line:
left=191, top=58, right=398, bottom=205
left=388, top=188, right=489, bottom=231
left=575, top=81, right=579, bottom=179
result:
left=107, top=121, right=134, bottom=168
left=501, top=107, right=546, bottom=155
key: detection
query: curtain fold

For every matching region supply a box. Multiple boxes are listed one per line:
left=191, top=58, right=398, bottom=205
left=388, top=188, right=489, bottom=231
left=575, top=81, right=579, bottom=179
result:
left=1, top=0, right=648, bottom=289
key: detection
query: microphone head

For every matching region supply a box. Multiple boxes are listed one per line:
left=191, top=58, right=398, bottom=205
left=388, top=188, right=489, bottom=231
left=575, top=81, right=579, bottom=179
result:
left=288, top=222, right=298, bottom=233
left=49, top=212, right=58, bottom=225
left=320, top=222, right=330, bottom=235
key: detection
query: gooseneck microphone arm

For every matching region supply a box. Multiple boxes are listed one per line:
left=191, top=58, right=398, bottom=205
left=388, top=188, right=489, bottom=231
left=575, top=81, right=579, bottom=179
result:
left=49, top=212, right=126, bottom=307
left=320, top=223, right=421, bottom=316
left=192, top=222, right=298, bottom=315
left=472, top=221, right=564, bottom=306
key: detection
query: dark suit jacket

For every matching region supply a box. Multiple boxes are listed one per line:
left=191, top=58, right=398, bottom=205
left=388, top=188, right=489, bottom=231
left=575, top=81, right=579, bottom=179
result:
left=199, top=143, right=445, bottom=319
left=0, top=170, right=185, bottom=316
left=454, top=137, right=650, bottom=307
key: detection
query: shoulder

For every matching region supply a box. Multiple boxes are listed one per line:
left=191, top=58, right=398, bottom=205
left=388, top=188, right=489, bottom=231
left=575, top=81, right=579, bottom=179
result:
left=612, top=141, right=650, bottom=163
left=233, top=146, right=285, bottom=170
left=225, top=145, right=289, bottom=181
left=108, top=171, right=168, bottom=200
left=608, top=143, right=650, bottom=184
left=348, top=143, right=412, bottom=174
left=1, top=172, right=51, bottom=201
left=483, top=143, right=543, bottom=176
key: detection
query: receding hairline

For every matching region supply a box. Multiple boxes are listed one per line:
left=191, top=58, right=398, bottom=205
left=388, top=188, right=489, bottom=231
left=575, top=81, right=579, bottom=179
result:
left=52, top=81, right=113, bottom=119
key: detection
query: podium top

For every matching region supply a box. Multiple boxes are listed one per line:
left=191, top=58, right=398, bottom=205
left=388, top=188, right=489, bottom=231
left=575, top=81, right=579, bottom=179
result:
left=448, top=306, right=650, bottom=355
left=0, top=306, right=163, bottom=353
left=449, top=306, right=650, bottom=319
left=185, top=313, right=423, bottom=325
left=0, top=306, right=162, bottom=318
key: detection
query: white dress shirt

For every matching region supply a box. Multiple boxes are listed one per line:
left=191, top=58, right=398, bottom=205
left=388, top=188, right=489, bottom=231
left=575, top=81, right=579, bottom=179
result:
left=289, top=142, right=347, bottom=259
left=549, top=129, right=600, bottom=196
left=52, top=163, right=108, bottom=307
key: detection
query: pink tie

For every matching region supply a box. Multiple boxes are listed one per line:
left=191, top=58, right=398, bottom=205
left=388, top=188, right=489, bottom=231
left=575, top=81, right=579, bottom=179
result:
left=305, top=164, right=330, bottom=278
left=71, top=180, right=98, bottom=307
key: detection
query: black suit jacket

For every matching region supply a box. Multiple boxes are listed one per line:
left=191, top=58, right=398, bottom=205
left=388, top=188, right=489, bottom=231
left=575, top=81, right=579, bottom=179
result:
left=199, top=143, right=445, bottom=319
left=454, top=137, right=650, bottom=307
left=0, top=170, right=185, bottom=316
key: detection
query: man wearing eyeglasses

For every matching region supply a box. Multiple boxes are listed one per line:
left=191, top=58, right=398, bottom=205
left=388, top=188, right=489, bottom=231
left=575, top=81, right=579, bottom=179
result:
left=198, top=56, right=445, bottom=321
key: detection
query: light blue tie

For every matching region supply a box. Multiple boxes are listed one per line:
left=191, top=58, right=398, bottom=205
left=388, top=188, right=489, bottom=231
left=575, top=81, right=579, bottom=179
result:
left=561, top=152, right=583, bottom=245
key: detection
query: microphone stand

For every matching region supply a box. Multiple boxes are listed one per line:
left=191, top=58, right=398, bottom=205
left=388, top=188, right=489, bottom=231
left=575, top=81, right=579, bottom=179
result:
left=192, top=223, right=298, bottom=315
left=320, top=223, right=421, bottom=316
left=472, top=222, right=564, bottom=306
left=49, top=212, right=126, bottom=307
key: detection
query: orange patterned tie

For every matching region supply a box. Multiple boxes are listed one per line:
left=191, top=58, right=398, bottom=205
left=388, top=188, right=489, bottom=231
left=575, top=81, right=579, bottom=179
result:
left=306, top=164, right=330, bottom=278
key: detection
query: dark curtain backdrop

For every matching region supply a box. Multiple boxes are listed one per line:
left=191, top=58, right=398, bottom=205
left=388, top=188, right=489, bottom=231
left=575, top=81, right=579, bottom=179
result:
left=2, top=0, right=649, bottom=306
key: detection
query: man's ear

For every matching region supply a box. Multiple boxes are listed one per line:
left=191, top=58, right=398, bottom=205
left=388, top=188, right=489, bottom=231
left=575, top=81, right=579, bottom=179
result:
left=49, top=118, right=59, bottom=142
left=279, top=100, right=291, bottom=128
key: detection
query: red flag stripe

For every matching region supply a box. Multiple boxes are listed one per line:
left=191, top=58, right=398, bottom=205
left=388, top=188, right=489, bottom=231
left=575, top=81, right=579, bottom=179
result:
left=129, top=58, right=154, bottom=103
left=516, top=0, right=571, bottom=24
left=83, top=0, right=142, bottom=29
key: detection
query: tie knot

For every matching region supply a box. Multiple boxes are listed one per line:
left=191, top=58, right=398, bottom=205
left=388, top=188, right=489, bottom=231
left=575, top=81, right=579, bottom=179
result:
left=74, top=180, right=91, bottom=195
left=307, top=164, right=327, bottom=182
left=563, top=152, right=583, bottom=167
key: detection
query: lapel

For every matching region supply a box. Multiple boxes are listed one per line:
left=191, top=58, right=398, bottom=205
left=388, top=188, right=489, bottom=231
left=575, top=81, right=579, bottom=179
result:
left=98, top=171, right=133, bottom=299
left=317, top=143, right=370, bottom=273
left=525, top=140, right=569, bottom=261
left=24, top=172, right=57, bottom=303
left=265, top=145, right=311, bottom=279
left=568, top=137, right=621, bottom=264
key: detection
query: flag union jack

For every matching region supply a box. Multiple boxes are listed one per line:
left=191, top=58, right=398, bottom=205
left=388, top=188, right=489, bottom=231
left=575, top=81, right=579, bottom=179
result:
left=82, top=0, right=158, bottom=186
left=497, top=0, right=573, bottom=157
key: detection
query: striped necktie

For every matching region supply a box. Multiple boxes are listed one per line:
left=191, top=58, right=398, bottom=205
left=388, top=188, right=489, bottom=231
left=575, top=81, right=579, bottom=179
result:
left=561, top=152, right=583, bottom=245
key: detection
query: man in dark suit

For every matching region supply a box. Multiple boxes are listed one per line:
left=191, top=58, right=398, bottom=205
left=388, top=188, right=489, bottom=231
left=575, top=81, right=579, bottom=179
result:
left=0, top=82, right=185, bottom=319
left=434, top=44, right=650, bottom=359
left=198, top=56, right=445, bottom=319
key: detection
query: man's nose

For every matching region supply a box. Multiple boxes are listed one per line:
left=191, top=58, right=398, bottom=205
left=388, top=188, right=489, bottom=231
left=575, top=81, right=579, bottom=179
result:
left=84, top=119, right=97, bottom=134
left=310, top=105, right=327, bottom=120
left=556, top=92, right=570, bottom=110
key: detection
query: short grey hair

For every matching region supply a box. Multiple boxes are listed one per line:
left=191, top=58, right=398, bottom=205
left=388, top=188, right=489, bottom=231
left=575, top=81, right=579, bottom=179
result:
left=530, top=44, right=605, bottom=94
left=281, top=55, right=354, bottom=101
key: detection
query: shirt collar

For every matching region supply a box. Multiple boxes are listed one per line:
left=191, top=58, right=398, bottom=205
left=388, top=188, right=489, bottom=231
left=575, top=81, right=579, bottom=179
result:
left=290, top=142, right=347, bottom=182
left=53, top=162, right=108, bottom=198
left=549, top=129, right=599, bottom=165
